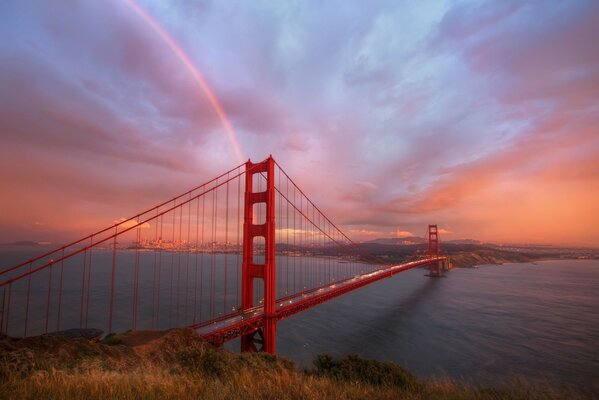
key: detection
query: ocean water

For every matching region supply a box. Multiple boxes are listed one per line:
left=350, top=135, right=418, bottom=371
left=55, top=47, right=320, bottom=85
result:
left=1, top=249, right=597, bottom=391
left=274, top=259, right=599, bottom=390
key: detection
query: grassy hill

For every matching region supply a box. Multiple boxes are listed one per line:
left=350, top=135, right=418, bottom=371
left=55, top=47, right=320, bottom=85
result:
left=0, top=328, right=591, bottom=399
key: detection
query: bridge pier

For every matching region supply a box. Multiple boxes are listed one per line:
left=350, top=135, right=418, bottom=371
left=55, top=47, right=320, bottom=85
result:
left=426, top=224, right=443, bottom=277
left=442, top=258, right=453, bottom=271
left=427, top=260, right=443, bottom=277
left=241, top=157, right=277, bottom=354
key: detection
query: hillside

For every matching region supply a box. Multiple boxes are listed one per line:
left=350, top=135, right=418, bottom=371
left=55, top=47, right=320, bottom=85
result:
left=0, top=328, right=590, bottom=399
left=356, top=240, right=598, bottom=268
left=358, top=242, right=539, bottom=266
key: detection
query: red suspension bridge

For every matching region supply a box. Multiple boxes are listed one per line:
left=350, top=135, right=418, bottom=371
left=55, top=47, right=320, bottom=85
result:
left=0, top=156, right=449, bottom=354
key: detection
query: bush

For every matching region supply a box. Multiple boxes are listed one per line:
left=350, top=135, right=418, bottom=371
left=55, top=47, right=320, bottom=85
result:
left=239, top=351, right=296, bottom=373
left=176, top=341, right=232, bottom=377
left=312, top=354, right=420, bottom=390
left=101, top=333, right=124, bottom=346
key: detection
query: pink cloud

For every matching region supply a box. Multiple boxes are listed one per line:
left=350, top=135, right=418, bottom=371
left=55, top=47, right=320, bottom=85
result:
left=1, top=0, right=597, bottom=247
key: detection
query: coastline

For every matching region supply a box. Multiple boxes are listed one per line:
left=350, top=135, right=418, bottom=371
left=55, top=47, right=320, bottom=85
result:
left=1, top=328, right=593, bottom=400
left=448, top=253, right=596, bottom=269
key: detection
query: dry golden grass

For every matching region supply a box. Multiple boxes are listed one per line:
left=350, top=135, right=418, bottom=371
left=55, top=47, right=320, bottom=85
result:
left=0, top=329, right=593, bottom=400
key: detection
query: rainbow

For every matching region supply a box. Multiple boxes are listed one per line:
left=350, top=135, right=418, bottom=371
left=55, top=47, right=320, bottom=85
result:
left=123, top=0, right=245, bottom=163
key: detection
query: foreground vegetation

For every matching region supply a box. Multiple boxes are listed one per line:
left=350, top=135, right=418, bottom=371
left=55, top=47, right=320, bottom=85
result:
left=0, top=329, right=592, bottom=399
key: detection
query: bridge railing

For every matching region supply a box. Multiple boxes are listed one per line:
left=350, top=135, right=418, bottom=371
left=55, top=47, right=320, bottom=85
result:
left=0, top=157, right=392, bottom=338
left=270, top=160, right=387, bottom=303
left=0, top=162, right=249, bottom=337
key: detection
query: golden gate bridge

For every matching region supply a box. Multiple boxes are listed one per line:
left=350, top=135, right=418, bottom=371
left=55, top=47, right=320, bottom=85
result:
left=0, top=156, right=449, bottom=354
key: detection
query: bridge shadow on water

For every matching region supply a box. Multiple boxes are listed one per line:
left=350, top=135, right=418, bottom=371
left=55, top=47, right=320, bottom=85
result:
left=336, top=273, right=441, bottom=356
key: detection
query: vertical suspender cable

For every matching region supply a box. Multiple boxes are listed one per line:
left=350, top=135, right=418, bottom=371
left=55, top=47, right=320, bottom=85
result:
left=224, top=173, right=229, bottom=314
left=85, top=237, right=93, bottom=328
left=79, top=249, right=87, bottom=328
left=108, top=228, right=117, bottom=333
left=193, top=193, right=200, bottom=323
left=57, top=249, right=64, bottom=331
left=44, top=260, right=53, bottom=334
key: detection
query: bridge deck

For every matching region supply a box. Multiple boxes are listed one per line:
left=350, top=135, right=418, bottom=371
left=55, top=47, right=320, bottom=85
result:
left=193, top=257, right=445, bottom=345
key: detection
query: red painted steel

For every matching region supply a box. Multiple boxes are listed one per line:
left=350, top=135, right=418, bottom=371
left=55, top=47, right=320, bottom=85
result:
left=427, top=224, right=442, bottom=277
left=241, top=157, right=277, bottom=353
left=0, top=155, right=448, bottom=355
left=194, top=257, right=445, bottom=346
left=0, top=162, right=248, bottom=284
left=0, top=169, right=247, bottom=290
left=275, top=259, right=441, bottom=320
left=23, top=263, right=31, bottom=337
left=108, top=233, right=117, bottom=333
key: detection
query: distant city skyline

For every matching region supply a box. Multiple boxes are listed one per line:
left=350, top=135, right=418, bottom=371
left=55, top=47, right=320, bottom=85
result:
left=0, top=1, right=597, bottom=246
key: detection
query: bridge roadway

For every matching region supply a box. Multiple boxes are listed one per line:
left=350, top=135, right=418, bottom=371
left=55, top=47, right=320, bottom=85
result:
left=193, top=257, right=445, bottom=346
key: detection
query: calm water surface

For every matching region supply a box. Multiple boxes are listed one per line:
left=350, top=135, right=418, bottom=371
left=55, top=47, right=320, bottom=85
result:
left=274, top=260, right=599, bottom=390
left=2, top=249, right=597, bottom=390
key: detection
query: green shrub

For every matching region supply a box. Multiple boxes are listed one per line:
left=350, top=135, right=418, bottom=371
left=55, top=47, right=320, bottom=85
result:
left=176, top=341, right=232, bottom=377
left=101, top=333, right=124, bottom=346
left=312, top=353, right=421, bottom=390
left=239, top=351, right=296, bottom=373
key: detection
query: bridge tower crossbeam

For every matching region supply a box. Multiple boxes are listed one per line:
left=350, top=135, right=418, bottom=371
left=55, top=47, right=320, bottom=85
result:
left=427, top=224, right=443, bottom=277
left=240, top=156, right=277, bottom=354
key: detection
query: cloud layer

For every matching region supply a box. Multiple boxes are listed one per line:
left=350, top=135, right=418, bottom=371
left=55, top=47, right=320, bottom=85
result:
left=0, top=0, right=597, bottom=246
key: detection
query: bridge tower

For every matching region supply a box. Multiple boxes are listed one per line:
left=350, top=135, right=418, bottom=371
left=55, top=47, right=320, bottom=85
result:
left=427, top=224, right=442, bottom=277
left=241, top=156, right=277, bottom=354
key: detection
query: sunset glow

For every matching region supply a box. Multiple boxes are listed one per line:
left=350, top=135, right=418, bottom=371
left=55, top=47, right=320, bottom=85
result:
left=0, top=1, right=597, bottom=246
left=123, top=0, right=245, bottom=163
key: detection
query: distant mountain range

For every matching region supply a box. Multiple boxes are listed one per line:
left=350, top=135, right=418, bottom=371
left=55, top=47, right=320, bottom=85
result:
left=0, top=240, right=41, bottom=246
left=363, top=237, right=426, bottom=245
left=363, top=237, right=484, bottom=246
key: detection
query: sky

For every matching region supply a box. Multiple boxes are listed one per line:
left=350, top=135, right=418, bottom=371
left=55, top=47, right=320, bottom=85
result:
left=0, top=0, right=598, bottom=247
